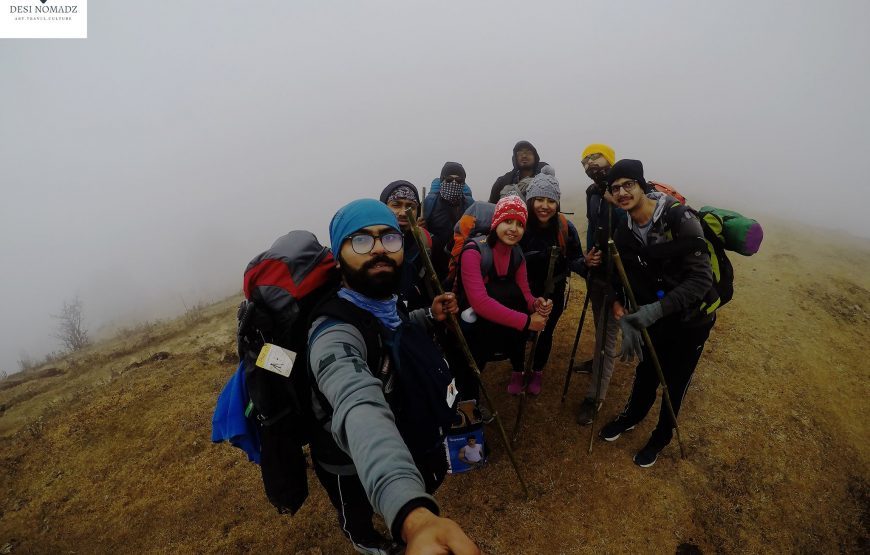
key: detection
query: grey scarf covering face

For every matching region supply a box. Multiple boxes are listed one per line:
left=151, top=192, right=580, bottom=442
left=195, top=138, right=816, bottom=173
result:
left=440, top=180, right=464, bottom=204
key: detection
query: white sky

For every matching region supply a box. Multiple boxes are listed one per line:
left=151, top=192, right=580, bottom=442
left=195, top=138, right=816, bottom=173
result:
left=1, top=0, right=868, bottom=372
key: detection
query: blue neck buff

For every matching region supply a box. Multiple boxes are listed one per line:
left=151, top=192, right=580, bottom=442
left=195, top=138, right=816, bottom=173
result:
left=337, top=287, right=402, bottom=331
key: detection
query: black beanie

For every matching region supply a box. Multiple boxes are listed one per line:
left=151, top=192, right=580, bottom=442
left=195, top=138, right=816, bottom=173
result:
left=440, top=161, right=466, bottom=180
left=606, top=159, right=651, bottom=192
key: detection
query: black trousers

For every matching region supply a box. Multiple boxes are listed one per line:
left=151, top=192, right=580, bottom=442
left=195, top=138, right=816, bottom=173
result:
left=312, top=461, right=385, bottom=550
left=532, top=286, right=566, bottom=371
left=312, top=445, right=447, bottom=550
left=617, top=317, right=714, bottom=449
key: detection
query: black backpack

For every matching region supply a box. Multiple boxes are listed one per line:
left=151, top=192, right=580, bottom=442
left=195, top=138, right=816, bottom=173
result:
left=229, top=230, right=454, bottom=513
left=234, top=231, right=341, bottom=514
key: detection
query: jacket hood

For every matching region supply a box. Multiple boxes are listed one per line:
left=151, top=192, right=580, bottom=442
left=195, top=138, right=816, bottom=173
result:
left=626, top=191, right=673, bottom=233
left=512, top=140, right=540, bottom=170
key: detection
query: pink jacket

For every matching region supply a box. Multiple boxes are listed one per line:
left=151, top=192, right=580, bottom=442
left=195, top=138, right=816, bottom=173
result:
left=460, top=240, right=537, bottom=331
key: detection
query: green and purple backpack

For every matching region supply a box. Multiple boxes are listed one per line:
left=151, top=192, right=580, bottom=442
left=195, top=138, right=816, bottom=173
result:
left=661, top=202, right=764, bottom=314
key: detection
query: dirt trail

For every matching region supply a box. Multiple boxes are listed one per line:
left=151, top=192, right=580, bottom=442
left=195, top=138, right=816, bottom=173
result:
left=0, top=220, right=867, bottom=554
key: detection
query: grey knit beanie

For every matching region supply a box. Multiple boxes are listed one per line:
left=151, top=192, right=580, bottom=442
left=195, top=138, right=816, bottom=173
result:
left=526, top=173, right=561, bottom=203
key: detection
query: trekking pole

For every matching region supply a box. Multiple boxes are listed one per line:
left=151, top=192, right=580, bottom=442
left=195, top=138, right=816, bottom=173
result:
left=405, top=208, right=531, bottom=497
left=608, top=239, right=686, bottom=459
left=512, top=246, right=559, bottom=446
left=587, top=292, right=613, bottom=454
left=561, top=290, right=591, bottom=403
left=587, top=196, right=615, bottom=454
left=421, top=187, right=426, bottom=219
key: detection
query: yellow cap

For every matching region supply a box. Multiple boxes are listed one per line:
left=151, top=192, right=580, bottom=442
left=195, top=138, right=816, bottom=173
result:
left=581, top=144, right=615, bottom=166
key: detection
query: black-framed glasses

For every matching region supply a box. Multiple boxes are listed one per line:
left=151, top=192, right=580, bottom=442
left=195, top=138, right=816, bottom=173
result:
left=581, top=152, right=603, bottom=166
left=610, top=180, right=639, bottom=194
left=348, top=232, right=404, bottom=254
left=443, top=178, right=465, bottom=185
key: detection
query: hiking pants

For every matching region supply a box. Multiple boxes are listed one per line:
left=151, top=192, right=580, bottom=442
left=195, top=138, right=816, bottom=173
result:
left=532, top=285, right=566, bottom=371
left=467, top=318, right=526, bottom=383
left=586, top=278, right=619, bottom=401
left=312, top=461, right=385, bottom=550
left=617, top=317, right=714, bottom=449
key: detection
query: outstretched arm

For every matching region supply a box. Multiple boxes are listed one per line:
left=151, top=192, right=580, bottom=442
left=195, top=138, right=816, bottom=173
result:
left=308, top=320, right=438, bottom=539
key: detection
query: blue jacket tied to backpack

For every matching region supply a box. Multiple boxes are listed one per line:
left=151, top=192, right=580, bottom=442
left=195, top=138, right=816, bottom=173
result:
left=211, top=361, right=260, bottom=463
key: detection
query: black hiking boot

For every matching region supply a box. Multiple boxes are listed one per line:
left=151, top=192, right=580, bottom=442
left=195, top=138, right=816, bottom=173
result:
left=633, top=446, right=659, bottom=468
left=572, top=359, right=593, bottom=374
left=575, top=397, right=600, bottom=426
left=633, top=433, right=670, bottom=468
left=598, top=418, right=635, bottom=442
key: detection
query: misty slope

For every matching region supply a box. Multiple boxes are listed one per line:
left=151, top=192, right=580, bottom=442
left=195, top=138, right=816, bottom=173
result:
left=0, top=219, right=867, bottom=554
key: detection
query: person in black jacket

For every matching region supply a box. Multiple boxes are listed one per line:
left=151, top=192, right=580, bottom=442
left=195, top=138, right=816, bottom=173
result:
left=487, top=140, right=549, bottom=203
left=597, top=159, right=716, bottom=469
left=380, top=180, right=433, bottom=310
left=425, top=162, right=473, bottom=280
left=576, top=143, right=626, bottom=426
left=519, top=173, right=584, bottom=394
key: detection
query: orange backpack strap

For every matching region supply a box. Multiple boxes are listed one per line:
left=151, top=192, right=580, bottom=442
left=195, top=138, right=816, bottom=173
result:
left=556, top=214, right=569, bottom=257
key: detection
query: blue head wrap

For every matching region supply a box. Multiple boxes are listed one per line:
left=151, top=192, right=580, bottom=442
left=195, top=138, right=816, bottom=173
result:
left=329, top=198, right=400, bottom=250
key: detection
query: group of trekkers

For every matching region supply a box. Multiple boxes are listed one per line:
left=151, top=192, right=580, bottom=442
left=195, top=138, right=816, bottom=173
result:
left=218, top=140, right=729, bottom=554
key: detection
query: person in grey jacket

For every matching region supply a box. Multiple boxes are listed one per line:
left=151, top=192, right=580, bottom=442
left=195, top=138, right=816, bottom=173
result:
left=597, top=160, right=715, bottom=469
left=308, top=198, right=479, bottom=555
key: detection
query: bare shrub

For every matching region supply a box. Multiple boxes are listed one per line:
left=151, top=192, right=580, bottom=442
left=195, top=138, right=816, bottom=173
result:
left=181, top=297, right=208, bottom=325
left=17, top=351, right=37, bottom=372
left=53, top=296, right=90, bottom=352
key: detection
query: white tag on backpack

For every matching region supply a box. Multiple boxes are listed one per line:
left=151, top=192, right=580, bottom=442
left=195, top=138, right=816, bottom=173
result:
left=255, top=343, right=296, bottom=378
left=446, top=378, right=458, bottom=407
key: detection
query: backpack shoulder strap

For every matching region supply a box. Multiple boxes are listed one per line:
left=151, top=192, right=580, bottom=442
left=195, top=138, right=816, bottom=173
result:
left=422, top=193, right=437, bottom=221
left=309, top=297, right=385, bottom=372
left=556, top=214, right=569, bottom=256
left=645, top=202, right=706, bottom=259
left=460, top=236, right=494, bottom=277
left=662, top=200, right=687, bottom=234
left=508, top=244, right=525, bottom=277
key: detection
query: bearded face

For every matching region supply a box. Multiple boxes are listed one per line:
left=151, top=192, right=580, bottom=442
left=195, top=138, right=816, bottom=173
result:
left=586, top=164, right=609, bottom=185
left=340, top=252, right=402, bottom=299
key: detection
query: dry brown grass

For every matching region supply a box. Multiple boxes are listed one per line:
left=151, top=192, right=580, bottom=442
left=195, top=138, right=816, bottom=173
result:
left=0, top=221, right=867, bottom=554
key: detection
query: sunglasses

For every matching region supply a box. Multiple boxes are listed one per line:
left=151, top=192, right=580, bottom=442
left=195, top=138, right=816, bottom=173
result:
left=581, top=152, right=604, bottom=166
left=443, top=178, right=465, bottom=185
left=348, top=232, right=404, bottom=254
left=609, top=180, right=639, bottom=194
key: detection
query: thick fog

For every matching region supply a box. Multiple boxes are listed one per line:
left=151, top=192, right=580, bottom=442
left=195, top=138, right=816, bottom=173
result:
left=1, top=0, right=868, bottom=373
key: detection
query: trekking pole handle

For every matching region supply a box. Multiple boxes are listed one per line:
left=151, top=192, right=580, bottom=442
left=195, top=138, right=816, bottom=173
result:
left=543, top=246, right=559, bottom=298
